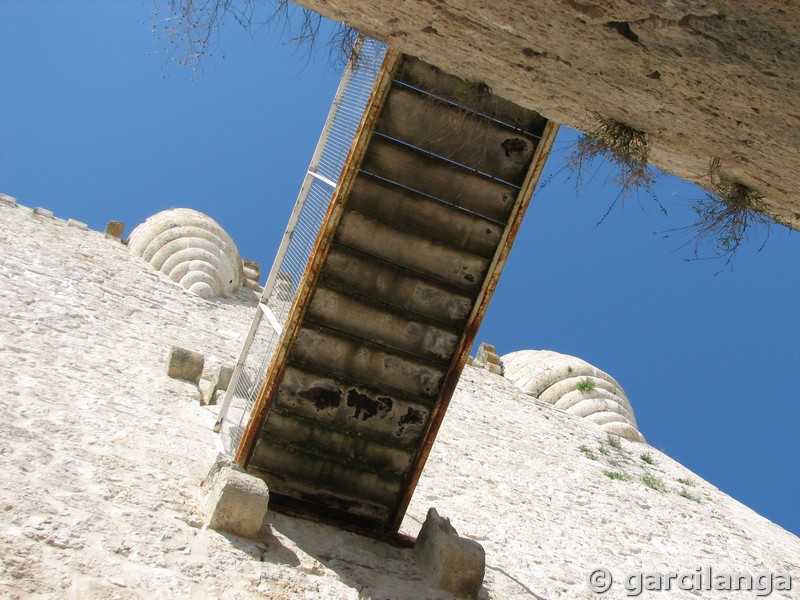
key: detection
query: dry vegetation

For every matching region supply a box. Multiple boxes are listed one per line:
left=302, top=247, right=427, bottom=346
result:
left=151, top=3, right=784, bottom=269
left=565, top=115, right=664, bottom=223
left=677, top=157, right=776, bottom=269
left=150, top=0, right=356, bottom=70
left=564, top=116, right=779, bottom=268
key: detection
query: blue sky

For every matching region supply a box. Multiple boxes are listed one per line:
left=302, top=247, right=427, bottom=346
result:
left=2, top=2, right=798, bottom=536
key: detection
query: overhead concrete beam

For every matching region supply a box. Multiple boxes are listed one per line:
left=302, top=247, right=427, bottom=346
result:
left=296, top=0, right=800, bottom=228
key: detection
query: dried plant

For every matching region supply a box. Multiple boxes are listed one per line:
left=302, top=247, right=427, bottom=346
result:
left=669, top=158, right=775, bottom=270
left=678, top=487, right=702, bottom=502
left=151, top=0, right=358, bottom=71
left=565, top=115, right=664, bottom=223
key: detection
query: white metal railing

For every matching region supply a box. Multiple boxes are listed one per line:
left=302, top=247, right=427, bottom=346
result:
left=216, top=36, right=388, bottom=456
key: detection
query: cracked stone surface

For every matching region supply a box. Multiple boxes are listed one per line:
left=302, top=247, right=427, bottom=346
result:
left=295, top=0, right=800, bottom=228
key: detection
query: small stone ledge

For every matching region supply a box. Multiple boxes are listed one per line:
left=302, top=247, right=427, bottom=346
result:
left=33, top=207, right=54, bottom=218
left=414, top=508, right=485, bottom=599
left=0, top=193, right=18, bottom=207
left=472, top=342, right=504, bottom=376
left=166, top=346, right=205, bottom=384
left=202, top=455, right=269, bottom=539
left=105, top=220, right=125, bottom=242
left=242, top=258, right=261, bottom=291
left=67, top=218, right=88, bottom=230
left=200, top=364, right=234, bottom=406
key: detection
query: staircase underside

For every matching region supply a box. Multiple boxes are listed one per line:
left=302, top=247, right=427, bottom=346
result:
left=236, top=51, right=557, bottom=537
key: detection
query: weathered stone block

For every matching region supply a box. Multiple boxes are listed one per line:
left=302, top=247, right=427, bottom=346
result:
left=0, top=193, right=17, bottom=206
left=214, top=365, right=234, bottom=392
left=166, top=346, right=204, bottom=383
left=242, top=259, right=262, bottom=291
left=414, top=508, right=485, bottom=599
left=33, top=207, right=54, bottom=218
left=203, top=458, right=269, bottom=539
left=67, top=218, right=88, bottom=230
left=476, top=342, right=496, bottom=358
left=200, top=365, right=235, bottom=405
left=485, top=353, right=501, bottom=365
left=473, top=341, right=504, bottom=376
left=105, top=220, right=125, bottom=240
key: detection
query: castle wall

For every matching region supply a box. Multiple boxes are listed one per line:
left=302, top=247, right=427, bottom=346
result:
left=1, top=198, right=797, bottom=598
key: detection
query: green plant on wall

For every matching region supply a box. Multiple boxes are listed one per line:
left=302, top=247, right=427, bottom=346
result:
left=641, top=472, right=667, bottom=492
left=679, top=486, right=702, bottom=502
left=604, top=470, right=631, bottom=481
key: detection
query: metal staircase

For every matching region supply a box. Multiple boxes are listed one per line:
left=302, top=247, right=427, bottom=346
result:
left=219, top=40, right=557, bottom=539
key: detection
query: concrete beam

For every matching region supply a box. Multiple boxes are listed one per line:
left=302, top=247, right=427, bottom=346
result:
left=295, top=0, right=800, bottom=227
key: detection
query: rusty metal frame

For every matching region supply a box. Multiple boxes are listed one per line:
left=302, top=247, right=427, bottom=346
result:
left=388, top=119, right=561, bottom=532
left=234, top=48, right=403, bottom=467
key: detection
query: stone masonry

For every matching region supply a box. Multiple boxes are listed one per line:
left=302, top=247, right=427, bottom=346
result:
left=0, top=198, right=798, bottom=598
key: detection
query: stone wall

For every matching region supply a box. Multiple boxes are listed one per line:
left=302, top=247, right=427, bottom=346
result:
left=1, top=199, right=798, bottom=598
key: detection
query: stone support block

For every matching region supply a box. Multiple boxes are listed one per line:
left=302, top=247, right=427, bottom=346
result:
left=214, top=365, right=234, bottom=392
left=33, top=207, right=54, bottom=218
left=166, top=346, right=204, bottom=384
left=0, top=193, right=17, bottom=206
left=242, top=258, right=261, bottom=291
left=105, top=220, right=125, bottom=241
left=67, top=218, right=88, bottom=230
left=202, top=457, right=269, bottom=539
left=414, top=508, right=485, bottom=599
left=201, top=365, right=235, bottom=405
left=486, top=363, right=502, bottom=376
left=475, top=343, right=496, bottom=361
left=473, top=341, right=504, bottom=376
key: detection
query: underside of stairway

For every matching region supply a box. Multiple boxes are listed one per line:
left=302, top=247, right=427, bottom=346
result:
left=233, top=48, right=557, bottom=539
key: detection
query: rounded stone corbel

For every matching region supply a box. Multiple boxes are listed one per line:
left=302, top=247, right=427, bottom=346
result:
left=128, top=208, right=244, bottom=299
left=502, top=349, right=646, bottom=443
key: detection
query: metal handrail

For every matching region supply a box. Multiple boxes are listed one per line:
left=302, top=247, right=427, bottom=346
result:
left=215, top=37, right=387, bottom=455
